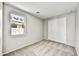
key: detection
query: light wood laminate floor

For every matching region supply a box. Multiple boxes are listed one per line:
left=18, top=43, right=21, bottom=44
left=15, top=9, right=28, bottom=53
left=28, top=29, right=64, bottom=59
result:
left=4, top=40, right=77, bottom=56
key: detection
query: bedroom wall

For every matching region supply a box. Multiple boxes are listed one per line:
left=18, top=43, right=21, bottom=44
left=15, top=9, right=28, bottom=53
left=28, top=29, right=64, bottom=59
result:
left=0, top=2, right=2, bottom=55
left=43, top=20, right=48, bottom=40
left=3, top=3, right=43, bottom=54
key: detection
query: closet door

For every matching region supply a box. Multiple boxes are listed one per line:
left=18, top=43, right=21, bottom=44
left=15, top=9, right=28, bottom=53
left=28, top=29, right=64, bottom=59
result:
left=57, top=17, right=66, bottom=43
left=48, top=19, right=58, bottom=41
left=66, top=13, right=75, bottom=46
left=48, top=17, right=66, bottom=44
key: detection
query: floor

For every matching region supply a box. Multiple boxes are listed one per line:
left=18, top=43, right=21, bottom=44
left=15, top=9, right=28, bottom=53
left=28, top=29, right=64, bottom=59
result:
left=4, top=40, right=77, bottom=56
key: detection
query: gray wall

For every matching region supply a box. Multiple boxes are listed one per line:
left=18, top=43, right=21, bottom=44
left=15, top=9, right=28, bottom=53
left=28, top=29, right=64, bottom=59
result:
left=43, top=20, right=48, bottom=40
left=3, top=3, right=43, bottom=54
left=0, top=3, right=2, bottom=55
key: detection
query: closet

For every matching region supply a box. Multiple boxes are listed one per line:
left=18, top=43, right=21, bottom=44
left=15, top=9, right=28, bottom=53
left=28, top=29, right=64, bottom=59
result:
left=48, top=13, right=75, bottom=47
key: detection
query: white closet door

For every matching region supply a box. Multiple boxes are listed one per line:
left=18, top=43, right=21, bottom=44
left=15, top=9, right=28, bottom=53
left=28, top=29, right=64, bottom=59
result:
left=57, top=17, right=66, bottom=43
left=48, top=17, right=66, bottom=44
left=48, top=19, right=58, bottom=40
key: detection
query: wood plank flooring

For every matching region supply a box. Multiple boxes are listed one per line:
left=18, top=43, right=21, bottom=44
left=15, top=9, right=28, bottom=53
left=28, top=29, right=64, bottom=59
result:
left=4, top=40, right=77, bottom=56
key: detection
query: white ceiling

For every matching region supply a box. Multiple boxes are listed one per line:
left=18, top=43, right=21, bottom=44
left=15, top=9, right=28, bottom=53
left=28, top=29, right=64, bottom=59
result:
left=7, top=2, right=78, bottom=19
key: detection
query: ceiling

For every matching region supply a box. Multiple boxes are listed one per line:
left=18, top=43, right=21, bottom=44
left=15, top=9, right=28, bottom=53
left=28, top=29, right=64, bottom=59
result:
left=7, top=2, right=78, bottom=19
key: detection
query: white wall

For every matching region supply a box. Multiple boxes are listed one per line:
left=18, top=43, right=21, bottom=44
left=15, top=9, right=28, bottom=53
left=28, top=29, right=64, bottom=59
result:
left=43, top=20, right=48, bottom=39
left=48, top=17, right=66, bottom=44
left=76, top=4, right=79, bottom=55
left=3, top=3, right=43, bottom=54
left=0, top=3, right=2, bottom=55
